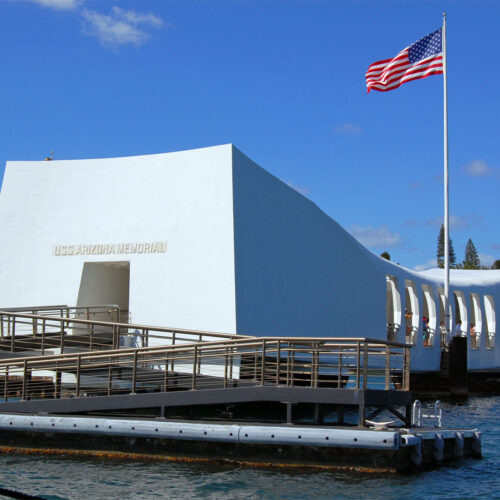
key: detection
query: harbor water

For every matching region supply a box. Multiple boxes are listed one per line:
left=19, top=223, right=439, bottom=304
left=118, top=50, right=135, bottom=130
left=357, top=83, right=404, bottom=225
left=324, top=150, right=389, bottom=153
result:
left=0, top=396, right=498, bottom=499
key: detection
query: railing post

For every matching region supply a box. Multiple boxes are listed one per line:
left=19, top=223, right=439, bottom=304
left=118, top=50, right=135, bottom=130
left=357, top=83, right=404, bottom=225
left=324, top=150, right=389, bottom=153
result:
left=90, top=323, right=94, bottom=351
left=41, top=318, right=46, bottom=355
left=261, top=339, right=266, bottom=385
left=55, top=367, right=61, bottom=399
left=164, top=353, right=169, bottom=392
left=276, top=340, right=281, bottom=386
left=117, top=322, right=121, bottom=347
left=112, top=325, right=117, bottom=350
left=253, top=348, right=258, bottom=381
left=286, top=345, right=290, bottom=386
left=363, top=342, right=368, bottom=389
left=10, top=317, right=15, bottom=353
left=404, top=346, right=410, bottom=390
left=385, top=344, right=391, bottom=390
left=355, top=341, right=360, bottom=389
left=76, top=355, right=81, bottom=397
left=22, top=360, right=28, bottom=400
left=311, top=343, right=316, bottom=388
left=0, top=314, right=3, bottom=339
left=170, top=347, right=175, bottom=374
left=338, top=346, right=343, bottom=388
left=107, top=363, right=113, bottom=396
left=224, top=348, right=228, bottom=389
left=3, top=365, right=8, bottom=402
left=60, top=318, right=65, bottom=354
left=192, top=346, right=198, bottom=390
left=132, top=351, right=138, bottom=394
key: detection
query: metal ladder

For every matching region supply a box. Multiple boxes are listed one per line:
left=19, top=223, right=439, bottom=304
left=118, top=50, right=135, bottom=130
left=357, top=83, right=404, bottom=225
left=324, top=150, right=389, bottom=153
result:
left=411, top=399, right=442, bottom=428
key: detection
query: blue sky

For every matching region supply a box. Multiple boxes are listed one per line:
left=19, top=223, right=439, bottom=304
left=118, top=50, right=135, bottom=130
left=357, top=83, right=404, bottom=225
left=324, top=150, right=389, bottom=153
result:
left=1, top=0, right=498, bottom=270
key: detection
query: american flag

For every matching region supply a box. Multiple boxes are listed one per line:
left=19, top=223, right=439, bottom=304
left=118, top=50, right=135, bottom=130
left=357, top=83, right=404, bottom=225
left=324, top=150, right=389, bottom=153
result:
left=366, top=29, right=443, bottom=93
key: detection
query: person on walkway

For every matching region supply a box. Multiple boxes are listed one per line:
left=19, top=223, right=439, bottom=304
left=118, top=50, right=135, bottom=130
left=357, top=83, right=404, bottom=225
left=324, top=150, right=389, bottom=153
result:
left=439, top=320, right=448, bottom=349
left=455, top=320, right=463, bottom=337
left=470, top=323, right=477, bottom=349
left=422, top=316, right=429, bottom=346
left=405, top=309, right=413, bottom=341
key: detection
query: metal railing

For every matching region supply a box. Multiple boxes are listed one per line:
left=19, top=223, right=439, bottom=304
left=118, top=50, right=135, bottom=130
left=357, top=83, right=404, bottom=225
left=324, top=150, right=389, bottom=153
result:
left=0, top=337, right=411, bottom=402
left=406, top=326, right=418, bottom=345
left=440, top=328, right=450, bottom=350
left=0, top=305, right=122, bottom=323
left=0, top=310, right=247, bottom=356
left=386, top=323, right=400, bottom=342
left=486, top=331, right=495, bottom=349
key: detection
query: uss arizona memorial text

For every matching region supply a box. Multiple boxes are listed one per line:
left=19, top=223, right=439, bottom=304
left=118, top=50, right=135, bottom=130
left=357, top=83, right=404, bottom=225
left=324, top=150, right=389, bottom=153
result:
left=53, top=242, right=167, bottom=257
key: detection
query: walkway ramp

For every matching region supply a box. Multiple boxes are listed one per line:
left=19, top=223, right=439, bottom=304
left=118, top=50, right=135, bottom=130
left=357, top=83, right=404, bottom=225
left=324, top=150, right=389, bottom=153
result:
left=0, top=331, right=412, bottom=426
left=0, top=307, right=243, bottom=357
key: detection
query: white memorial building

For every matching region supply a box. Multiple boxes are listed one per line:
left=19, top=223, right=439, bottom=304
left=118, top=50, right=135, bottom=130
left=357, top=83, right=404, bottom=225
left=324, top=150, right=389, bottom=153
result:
left=0, top=144, right=498, bottom=373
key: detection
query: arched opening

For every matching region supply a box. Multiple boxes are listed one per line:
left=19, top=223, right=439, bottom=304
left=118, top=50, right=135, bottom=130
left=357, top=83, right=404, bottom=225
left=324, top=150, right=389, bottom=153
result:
left=484, top=295, right=496, bottom=349
left=422, top=285, right=437, bottom=347
left=438, top=288, right=452, bottom=348
left=386, top=275, right=401, bottom=341
left=469, top=293, right=482, bottom=349
left=454, top=290, right=468, bottom=338
left=404, top=280, right=419, bottom=344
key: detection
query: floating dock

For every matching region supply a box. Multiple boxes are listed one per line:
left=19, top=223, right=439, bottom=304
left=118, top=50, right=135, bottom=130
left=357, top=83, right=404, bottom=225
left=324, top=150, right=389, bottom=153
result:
left=0, top=308, right=483, bottom=472
left=0, top=414, right=481, bottom=473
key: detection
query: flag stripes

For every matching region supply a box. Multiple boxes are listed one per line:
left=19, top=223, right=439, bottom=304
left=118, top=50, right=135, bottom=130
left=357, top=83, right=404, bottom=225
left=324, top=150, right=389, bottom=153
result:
left=366, top=29, right=443, bottom=93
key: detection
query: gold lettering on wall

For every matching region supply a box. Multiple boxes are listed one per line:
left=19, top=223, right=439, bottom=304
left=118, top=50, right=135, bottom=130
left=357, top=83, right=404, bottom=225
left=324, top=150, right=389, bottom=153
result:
left=53, top=242, right=168, bottom=257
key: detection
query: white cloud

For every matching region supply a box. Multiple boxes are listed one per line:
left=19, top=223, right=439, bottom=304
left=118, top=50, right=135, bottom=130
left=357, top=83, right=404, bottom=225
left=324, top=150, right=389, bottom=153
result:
left=111, top=6, right=163, bottom=28
left=25, top=0, right=79, bottom=9
left=82, top=6, right=163, bottom=47
left=349, top=225, right=401, bottom=248
left=334, top=122, right=362, bottom=135
left=414, top=259, right=437, bottom=272
left=285, top=181, right=310, bottom=196
left=426, top=214, right=481, bottom=231
left=463, top=160, right=494, bottom=177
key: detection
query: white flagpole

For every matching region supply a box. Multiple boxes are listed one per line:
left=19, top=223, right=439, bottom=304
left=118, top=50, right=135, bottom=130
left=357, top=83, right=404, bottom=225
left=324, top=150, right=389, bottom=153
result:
left=443, top=13, right=450, bottom=331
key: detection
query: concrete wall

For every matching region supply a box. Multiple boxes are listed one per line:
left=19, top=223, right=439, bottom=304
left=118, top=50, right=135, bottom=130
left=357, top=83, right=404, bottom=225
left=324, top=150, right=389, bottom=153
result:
left=0, top=145, right=237, bottom=334
left=231, top=146, right=385, bottom=338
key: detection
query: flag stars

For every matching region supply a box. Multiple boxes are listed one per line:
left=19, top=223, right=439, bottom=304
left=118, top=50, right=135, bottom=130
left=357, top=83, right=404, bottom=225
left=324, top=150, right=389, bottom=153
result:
left=409, top=29, right=442, bottom=63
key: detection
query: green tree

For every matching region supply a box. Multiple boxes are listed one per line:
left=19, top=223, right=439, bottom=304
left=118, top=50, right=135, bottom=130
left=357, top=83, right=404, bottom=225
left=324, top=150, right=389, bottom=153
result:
left=492, top=259, right=500, bottom=270
left=380, top=251, right=391, bottom=261
left=437, top=224, right=457, bottom=268
left=463, top=239, right=481, bottom=269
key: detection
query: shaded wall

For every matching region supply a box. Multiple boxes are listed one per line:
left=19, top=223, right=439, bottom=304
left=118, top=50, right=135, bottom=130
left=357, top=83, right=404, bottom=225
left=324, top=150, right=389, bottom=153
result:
left=232, top=147, right=385, bottom=338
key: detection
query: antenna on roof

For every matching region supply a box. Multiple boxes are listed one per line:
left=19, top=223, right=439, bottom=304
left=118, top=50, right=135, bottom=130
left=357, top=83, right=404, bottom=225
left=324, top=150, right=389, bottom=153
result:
left=44, top=150, right=54, bottom=161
